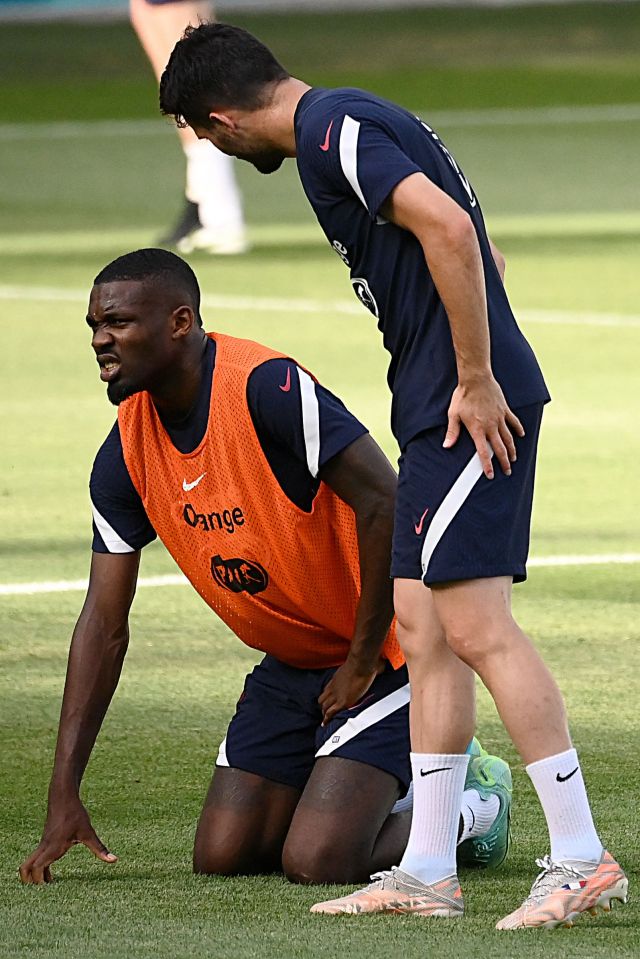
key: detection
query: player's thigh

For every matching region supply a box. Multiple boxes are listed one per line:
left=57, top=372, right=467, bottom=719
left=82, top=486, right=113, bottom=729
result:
left=194, top=766, right=300, bottom=875
left=283, top=663, right=411, bottom=882
left=193, top=655, right=322, bottom=874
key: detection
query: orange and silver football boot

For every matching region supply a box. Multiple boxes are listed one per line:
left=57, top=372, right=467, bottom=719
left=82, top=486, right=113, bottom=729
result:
left=497, top=850, right=628, bottom=929
left=310, top=867, right=463, bottom=917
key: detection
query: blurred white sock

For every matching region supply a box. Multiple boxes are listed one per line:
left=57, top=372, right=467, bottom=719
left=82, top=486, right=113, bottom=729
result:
left=184, top=140, right=245, bottom=235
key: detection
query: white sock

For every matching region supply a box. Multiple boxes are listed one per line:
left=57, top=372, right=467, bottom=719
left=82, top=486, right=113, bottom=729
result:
left=391, top=784, right=499, bottom=845
left=398, top=752, right=469, bottom=884
left=391, top=781, right=413, bottom=814
left=458, top=789, right=499, bottom=843
left=527, top=748, right=603, bottom=863
left=184, top=140, right=245, bottom=234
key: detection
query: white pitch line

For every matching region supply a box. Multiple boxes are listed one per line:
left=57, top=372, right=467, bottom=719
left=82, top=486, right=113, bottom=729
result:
left=1, top=211, right=638, bottom=257
left=0, top=283, right=361, bottom=318
left=0, top=283, right=639, bottom=329
left=425, top=103, right=640, bottom=128
left=527, top=553, right=640, bottom=568
left=0, top=573, right=187, bottom=596
left=520, top=309, right=640, bottom=329
left=2, top=104, right=640, bottom=142
left=0, top=285, right=634, bottom=328
left=0, top=119, right=174, bottom=142
left=0, top=223, right=325, bottom=256
left=1, top=553, right=638, bottom=597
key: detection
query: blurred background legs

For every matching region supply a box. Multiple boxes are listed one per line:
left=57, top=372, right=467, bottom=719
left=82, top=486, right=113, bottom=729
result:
left=129, top=0, right=247, bottom=253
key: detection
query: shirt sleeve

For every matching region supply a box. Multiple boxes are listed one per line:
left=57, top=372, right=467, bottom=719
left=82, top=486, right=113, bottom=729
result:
left=335, top=116, right=422, bottom=221
left=90, top=421, right=156, bottom=553
left=247, top=358, right=368, bottom=478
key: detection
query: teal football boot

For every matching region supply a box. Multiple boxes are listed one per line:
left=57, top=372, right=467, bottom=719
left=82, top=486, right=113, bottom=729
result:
left=467, top=736, right=486, bottom=761
left=458, top=751, right=512, bottom=869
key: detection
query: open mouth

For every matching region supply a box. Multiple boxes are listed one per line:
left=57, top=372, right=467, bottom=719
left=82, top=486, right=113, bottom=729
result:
left=98, top=355, right=121, bottom=382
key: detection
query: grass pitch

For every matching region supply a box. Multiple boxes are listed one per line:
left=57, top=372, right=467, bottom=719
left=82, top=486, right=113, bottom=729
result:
left=1, top=4, right=639, bottom=957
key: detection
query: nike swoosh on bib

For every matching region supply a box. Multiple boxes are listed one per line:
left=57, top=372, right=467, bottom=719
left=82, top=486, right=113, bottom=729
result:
left=183, top=472, right=207, bottom=492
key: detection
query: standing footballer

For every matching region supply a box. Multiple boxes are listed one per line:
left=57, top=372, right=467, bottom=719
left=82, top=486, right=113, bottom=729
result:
left=159, top=24, right=627, bottom=928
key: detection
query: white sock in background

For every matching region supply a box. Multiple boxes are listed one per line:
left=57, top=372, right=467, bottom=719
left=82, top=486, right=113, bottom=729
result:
left=390, top=781, right=414, bottom=814
left=527, top=747, right=603, bottom=863
left=398, top=752, right=469, bottom=884
left=458, top=789, right=500, bottom=843
left=184, top=140, right=245, bottom=235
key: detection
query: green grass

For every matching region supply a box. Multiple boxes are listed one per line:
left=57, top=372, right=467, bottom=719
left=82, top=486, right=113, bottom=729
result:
left=1, top=3, right=639, bottom=957
left=2, top=2, right=640, bottom=122
left=2, top=576, right=639, bottom=958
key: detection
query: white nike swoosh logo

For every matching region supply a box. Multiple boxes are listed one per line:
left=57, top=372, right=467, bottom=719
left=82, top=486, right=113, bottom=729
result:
left=182, top=472, right=207, bottom=492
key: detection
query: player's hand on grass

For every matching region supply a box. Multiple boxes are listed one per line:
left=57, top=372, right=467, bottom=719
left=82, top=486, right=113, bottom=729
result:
left=319, top=655, right=385, bottom=726
left=19, top=798, right=117, bottom=884
left=444, top=375, right=524, bottom=479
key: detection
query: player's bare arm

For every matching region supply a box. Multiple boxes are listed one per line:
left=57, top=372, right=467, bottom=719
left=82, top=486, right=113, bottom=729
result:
left=381, top=173, right=523, bottom=479
left=19, top=551, right=140, bottom=884
left=489, top=238, right=506, bottom=282
left=316, top=434, right=396, bottom=724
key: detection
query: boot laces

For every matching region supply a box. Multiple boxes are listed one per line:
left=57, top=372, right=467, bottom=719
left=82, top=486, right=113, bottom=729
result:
left=367, top=867, right=400, bottom=890
left=527, top=855, right=585, bottom=902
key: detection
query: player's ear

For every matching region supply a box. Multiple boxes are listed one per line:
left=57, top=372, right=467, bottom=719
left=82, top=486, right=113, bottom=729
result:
left=208, top=111, right=236, bottom=132
left=171, top=305, right=195, bottom=339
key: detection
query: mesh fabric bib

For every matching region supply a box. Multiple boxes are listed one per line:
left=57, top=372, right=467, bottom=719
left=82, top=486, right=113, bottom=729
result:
left=119, top=333, right=401, bottom=669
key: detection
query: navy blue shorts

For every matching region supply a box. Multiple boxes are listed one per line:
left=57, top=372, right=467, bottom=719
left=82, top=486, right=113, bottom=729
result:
left=216, top=655, right=411, bottom=791
left=391, top=403, right=544, bottom=586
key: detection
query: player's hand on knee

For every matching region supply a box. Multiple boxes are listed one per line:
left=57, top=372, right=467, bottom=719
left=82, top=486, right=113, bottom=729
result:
left=18, top=800, right=117, bottom=884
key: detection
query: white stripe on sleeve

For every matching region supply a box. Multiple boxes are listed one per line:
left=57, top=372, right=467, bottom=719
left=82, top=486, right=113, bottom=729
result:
left=91, top=503, right=135, bottom=554
left=315, top=683, right=410, bottom=757
left=296, top=367, right=320, bottom=478
left=420, top=446, right=492, bottom=577
left=339, top=115, right=368, bottom=212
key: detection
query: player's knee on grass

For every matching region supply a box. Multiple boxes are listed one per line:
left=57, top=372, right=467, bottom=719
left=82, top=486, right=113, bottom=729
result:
left=193, top=832, right=250, bottom=876
left=192, top=799, right=294, bottom=877
left=192, top=807, right=273, bottom=876
left=193, top=833, right=284, bottom=877
left=192, top=767, right=299, bottom=876
left=282, top=830, right=371, bottom=885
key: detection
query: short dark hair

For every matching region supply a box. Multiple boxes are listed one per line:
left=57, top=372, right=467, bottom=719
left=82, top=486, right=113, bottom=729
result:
left=94, top=248, right=202, bottom=326
left=160, top=22, right=289, bottom=130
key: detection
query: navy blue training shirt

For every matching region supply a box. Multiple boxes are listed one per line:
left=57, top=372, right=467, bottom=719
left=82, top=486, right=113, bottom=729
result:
left=90, top=337, right=368, bottom=553
left=294, top=87, right=550, bottom=450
